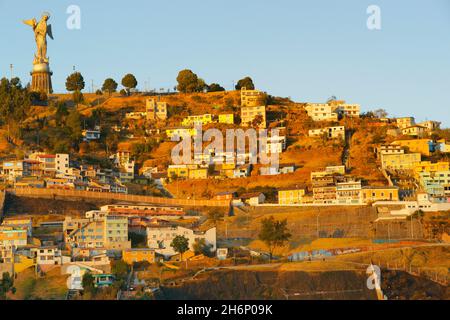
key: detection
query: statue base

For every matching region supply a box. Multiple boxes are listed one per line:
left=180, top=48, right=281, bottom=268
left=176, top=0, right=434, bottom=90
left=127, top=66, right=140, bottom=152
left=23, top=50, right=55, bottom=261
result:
left=31, top=63, right=53, bottom=94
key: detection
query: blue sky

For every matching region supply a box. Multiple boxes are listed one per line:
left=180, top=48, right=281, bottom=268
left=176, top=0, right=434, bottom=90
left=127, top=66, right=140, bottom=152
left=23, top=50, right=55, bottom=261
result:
left=0, top=0, right=449, bottom=126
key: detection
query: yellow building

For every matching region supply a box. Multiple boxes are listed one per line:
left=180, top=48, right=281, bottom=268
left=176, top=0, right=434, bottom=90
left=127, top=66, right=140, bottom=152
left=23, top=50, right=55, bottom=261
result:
left=168, top=165, right=208, bottom=180
left=241, top=105, right=266, bottom=128
left=182, top=114, right=213, bottom=127
left=64, top=215, right=130, bottom=251
left=362, top=187, right=399, bottom=203
left=188, top=167, right=208, bottom=179
left=381, top=153, right=422, bottom=170
left=396, top=117, right=415, bottom=129
left=13, top=254, right=35, bottom=273
left=391, top=139, right=432, bottom=156
left=240, top=88, right=266, bottom=107
left=305, top=103, right=339, bottom=122
left=414, top=161, right=450, bottom=177
left=146, top=98, right=167, bottom=121
left=122, top=248, right=156, bottom=265
left=168, top=165, right=189, bottom=179
left=166, top=128, right=198, bottom=139
left=218, top=114, right=234, bottom=124
left=0, top=227, right=28, bottom=247
left=278, top=188, right=306, bottom=205
left=402, top=125, right=427, bottom=137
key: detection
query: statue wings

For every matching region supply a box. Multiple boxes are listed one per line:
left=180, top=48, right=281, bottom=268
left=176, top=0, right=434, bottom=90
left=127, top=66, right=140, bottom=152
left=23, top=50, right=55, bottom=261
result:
left=23, top=18, right=37, bottom=28
left=47, top=24, right=54, bottom=40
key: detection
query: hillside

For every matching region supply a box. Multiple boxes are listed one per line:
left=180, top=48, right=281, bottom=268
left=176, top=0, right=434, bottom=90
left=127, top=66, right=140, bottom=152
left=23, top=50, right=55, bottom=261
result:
left=0, top=89, right=409, bottom=197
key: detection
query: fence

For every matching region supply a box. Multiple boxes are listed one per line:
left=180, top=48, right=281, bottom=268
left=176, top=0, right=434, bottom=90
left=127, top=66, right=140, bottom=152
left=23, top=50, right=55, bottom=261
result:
left=7, top=188, right=231, bottom=207
left=378, top=260, right=448, bottom=287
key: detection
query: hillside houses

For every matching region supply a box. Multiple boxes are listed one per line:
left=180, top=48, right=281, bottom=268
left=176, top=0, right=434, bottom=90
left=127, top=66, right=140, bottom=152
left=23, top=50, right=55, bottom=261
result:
left=309, top=126, right=345, bottom=140
left=304, top=101, right=360, bottom=121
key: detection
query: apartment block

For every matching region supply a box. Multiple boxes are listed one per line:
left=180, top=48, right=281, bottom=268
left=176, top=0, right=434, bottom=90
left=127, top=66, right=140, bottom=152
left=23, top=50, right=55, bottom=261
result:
left=391, top=139, right=434, bottom=156
left=64, top=215, right=130, bottom=251
left=147, top=226, right=216, bottom=258
left=240, top=88, right=266, bottom=107
left=218, top=114, right=234, bottom=124
left=311, top=165, right=346, bottom=179
left=146, top=98, right=167, bottom=121
left=260, top=135, right=287, bottom=154
left=418, top=120, right=441, bottom=132
left=337, top=103, right=360, bottom=118
left=418, top=171, right=450, bottom=197
left=122, top=248, right=156, bottom=265
left=166, top=127, right=198, bottom=139
left=381, top=153, right=422, bottom=170
left=241, top=105, right=266, bottom=128
left=396, top=117, right=415, bottom=129
left=2, top=217, right=32, bottom=237
left=308, top=126, right=345, bottom=140
left=278, top=188, right=306, bottom=205
left=305, top=103, right=339, bottom=122
left=414, top=161, right=449, bottom=177
left=402, top=125, right=427, bottom=137
left=182, top=114, right=213, bottom=127
left=362, top=187, right=399, bottom=203
left=376, top=145, right=405, bottom=159
left=0, top=226, right=28, bottom=248
left=313, top=185, right=337, bottom=204
left=336, top=180, right=362, bottom=205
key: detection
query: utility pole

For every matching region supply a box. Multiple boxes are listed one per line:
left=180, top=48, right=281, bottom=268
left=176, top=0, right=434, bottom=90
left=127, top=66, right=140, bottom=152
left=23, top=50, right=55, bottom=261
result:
left=9, top=64, right=13, bottom=80
left=91, top=79, right=94, bottom=94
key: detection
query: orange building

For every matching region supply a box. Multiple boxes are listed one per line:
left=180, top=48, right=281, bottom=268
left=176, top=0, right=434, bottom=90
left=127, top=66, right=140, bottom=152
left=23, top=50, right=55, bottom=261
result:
left=122, top=248, right=156, bottom=265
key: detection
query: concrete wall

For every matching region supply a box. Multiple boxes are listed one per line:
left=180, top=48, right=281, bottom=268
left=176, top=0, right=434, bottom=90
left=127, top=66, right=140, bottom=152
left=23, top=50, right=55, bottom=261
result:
left=7, top=188, right=230, bottom=207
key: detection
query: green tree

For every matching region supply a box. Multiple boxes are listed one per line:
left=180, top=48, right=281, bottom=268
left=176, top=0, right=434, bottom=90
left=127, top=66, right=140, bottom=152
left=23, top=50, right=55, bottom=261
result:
left=66, top=108, right=83, bottom=141
left=176, top=69, right=205, bottom=93
left=112, top=260, right=129, bottom=279
left=192, top=238, right=213, bottom=256
left=258, top=216, right=291, bottom=262
left=121, top=74, right=138, bottom=96
left=0, top=272, right=16, bottom=300
left=82, top=272, right=96, bottom=296
left=235, top=76, right=255, bottom=90
left=102, top=78, right=118, bottom=96
left=91, top=107, right=106, bottom=127
left=54, top=102, right=69, bottom=126
left=73, top=90, right=84, bottom=104
left=170, top=235, right=189, bottom=262
left=207, top=83, right=225, bottom=92
left=66, top=72, right=85, bottom=92
left=196, top=78, right=208, bottom=93
left=0, top=77, right=32, bottom=141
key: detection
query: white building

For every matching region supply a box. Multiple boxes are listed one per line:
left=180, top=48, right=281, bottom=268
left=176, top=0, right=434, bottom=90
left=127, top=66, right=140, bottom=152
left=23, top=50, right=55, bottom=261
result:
left=337, top=104, right=360, bottom=118
left=55, top=153, right=70, bottom=175
left=82, top=129, right=101, bottom=142
left=309, top=126, right=345, bottom=140
left=305, top=103, right=339, bottom=122
left=31, top=247, right=70, bottom=266
left=260, top=135, right=286, bottom=154
left=146, top=226, right=216, bottom=258
left=240, top=192, right=266, bottom=206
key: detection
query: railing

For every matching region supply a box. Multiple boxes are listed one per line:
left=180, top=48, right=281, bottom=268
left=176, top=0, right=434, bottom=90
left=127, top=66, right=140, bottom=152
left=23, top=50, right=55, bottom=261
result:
left=6, top=188, right=231, bottom=207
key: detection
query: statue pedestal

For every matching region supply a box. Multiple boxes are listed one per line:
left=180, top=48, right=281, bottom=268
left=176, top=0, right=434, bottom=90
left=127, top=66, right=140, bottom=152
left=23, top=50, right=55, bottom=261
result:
left=31, top=63, right=53, bottom=94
